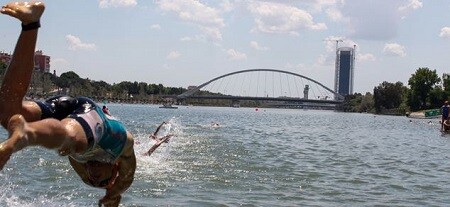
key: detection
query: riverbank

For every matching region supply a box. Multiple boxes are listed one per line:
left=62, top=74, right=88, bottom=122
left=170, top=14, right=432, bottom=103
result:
left=407, top=108, right=441, bottom=119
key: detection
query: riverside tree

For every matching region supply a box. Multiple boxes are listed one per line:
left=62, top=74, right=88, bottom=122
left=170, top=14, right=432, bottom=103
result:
left=407, top=67, right=441, bottom=111
left=373, top=81, right=408, bottom=114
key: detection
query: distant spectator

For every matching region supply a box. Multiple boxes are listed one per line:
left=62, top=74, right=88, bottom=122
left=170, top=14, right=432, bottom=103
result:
left=441, top=101, right=449, bottom=131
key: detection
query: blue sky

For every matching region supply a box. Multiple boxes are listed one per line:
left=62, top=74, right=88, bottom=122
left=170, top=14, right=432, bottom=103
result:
left=1, top=0, right=450, bottom=94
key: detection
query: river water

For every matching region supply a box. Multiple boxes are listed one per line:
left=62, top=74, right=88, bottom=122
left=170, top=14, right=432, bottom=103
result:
left=0, top=104, right=449, bottom=206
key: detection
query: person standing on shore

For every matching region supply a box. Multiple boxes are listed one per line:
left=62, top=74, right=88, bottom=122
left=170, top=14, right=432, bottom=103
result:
left=441, top=101, right=449, bottom=131
left=0, top=2, right=136, bottom=206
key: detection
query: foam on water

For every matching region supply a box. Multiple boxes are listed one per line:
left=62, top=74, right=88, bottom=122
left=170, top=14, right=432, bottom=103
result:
left=0, top=171, right=80, bottom=207
left=135, top=117, right=183, bottom=173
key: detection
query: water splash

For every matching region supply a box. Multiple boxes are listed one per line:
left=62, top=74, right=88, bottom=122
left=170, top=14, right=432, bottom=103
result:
left=134, top=116, right=184, bottom=171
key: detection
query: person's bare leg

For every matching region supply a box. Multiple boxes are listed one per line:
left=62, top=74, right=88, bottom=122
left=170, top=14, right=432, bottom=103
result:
left=0, top=2, right=45, bottom=127
left=145, top=135, right=172, bottom=156
left=0, top=114, right=88, bottom=170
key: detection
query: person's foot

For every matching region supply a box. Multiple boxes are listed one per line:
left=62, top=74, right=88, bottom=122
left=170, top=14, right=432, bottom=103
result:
left=0, top=114, right=29, bottom=170
left=1, top=1, right=45, bottom=24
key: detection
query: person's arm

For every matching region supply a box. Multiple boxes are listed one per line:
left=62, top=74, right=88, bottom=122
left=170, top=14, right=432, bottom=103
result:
left=149, top=122, right=166, bottom=139
left=99, top=132, right=136, bottom=207
left=68, top=156, right=91, bottom=185
left=145, top=134, right=172, bottom=156
left=158, top=134, right=173, bottom=142
left=0, top=2, right=45, bottom=127
left=444, top=120, right=450, bottom=127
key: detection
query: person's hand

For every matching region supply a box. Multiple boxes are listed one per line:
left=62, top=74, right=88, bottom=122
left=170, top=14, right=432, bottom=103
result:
left=98, top=194, right=121, bottom=207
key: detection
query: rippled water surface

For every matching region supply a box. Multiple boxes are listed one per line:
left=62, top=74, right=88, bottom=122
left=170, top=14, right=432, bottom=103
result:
left=1, top=104, right=449, bottom=206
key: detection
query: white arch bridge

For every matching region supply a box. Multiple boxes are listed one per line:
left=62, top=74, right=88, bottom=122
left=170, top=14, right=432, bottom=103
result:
left=165, top=69, right=345, bottom=107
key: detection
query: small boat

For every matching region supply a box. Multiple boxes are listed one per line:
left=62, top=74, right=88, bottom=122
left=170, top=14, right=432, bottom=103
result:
left=159, top=103, right=178, bottom=109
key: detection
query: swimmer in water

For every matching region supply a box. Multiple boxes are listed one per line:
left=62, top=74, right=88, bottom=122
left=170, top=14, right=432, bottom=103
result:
left=0, top=2, right=136, bottom=206
left=145, top=122, right=173, bottom=155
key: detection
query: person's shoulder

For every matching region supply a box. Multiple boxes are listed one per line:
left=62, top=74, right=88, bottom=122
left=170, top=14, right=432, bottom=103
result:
left=120, top=132, right=136, bottom=156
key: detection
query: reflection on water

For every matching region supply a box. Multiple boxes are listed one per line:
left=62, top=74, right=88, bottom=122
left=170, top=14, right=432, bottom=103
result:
left=0, top=104, right=449, bottom=206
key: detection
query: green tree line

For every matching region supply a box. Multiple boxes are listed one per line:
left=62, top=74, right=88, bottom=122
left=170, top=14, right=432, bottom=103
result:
left=1, top=62, right=448, bottom=112
left=338, top=67, right=450, bottom=115
left=0, top=62, right=249, bottom=106
left=0, top=63, right=187, bottom=103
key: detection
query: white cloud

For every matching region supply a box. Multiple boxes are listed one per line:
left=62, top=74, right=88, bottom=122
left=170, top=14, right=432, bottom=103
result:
left=166, top=51, right=181, bottom=60
left=227, top=49, right=247, bottom=60
left=65, top=35, right=96, bottom=51
left=308, top=0, right=341, bottom=13
left=439, top=27, right=450, bottom=38
left=249, top=41, right=269, bottom=51
left=357, top=53, right=376, bottom=62
left=180, top=36, right=193, bottom=42
left=220, top=0, right=234, bottom=12
left=99, top=0, right=137, bottom=8
left=247, top=1, right=326, bottom=35
left=398, top=0, right=423, bottom=13
left=383, top=43, right=406, bottom=57
left=323, top=36, right=344, bottom=52
left=150, top=24, right=161, bottom=30
left=326, top=7, right=344, bottom=22
left=337, top=0, right=421, bottom=40
left=179, top=35, right=207, bottom=42
left=317, top=36, right=344, bottom=65
left=200, top=27, right=223, bottom=42
left=315, top=54, right=328, bottom=66
left=157, top=0, right=225, bottom=41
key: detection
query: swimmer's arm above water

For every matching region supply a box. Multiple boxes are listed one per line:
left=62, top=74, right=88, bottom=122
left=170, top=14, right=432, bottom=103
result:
left=144, top=134, right=172, bottom=156
left=149, top=122, right=166, bottom=139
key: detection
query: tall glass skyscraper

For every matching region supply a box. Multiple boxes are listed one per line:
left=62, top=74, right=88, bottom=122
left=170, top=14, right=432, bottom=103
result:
left=334, top=47, right=355, bottom=97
